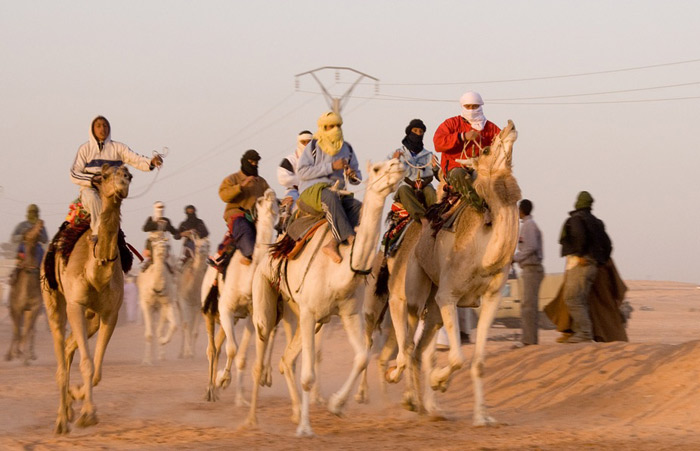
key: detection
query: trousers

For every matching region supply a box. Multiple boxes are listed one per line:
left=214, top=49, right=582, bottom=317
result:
left=520, top=264, right=544, bottom=345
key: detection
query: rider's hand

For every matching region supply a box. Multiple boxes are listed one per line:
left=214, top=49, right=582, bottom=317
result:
left=431, top=155, right=440, bottom=169
left=392, top=150, right=401, bottom=159
left=281, top=196, right=294, bottom=207
left=150, top=155, right=163, bottom=168
left=241, top=175, right=256, bottom=187
left=332, top=158, right=347, bottom=171
left=461, top=130, right=480, bottom=142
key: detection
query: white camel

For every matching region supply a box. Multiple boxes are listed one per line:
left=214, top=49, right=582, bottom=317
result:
left=393, top=120, right=521, bottom=424
left=138, top=233, right=178, bottom=364
left=246, top=158, right=405, bottom=436
left=176, top=233, right=209, bottom=358
left=200, top=188, right=278, bottom=405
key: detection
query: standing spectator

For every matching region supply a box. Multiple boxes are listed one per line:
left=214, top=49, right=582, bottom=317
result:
left=512, top=199, right=544, bottom=348
left=558, top=191, right=612, bottom=343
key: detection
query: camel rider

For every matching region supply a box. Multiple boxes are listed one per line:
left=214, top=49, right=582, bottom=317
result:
left=141, top=201, right=180, bottom=270
left=70, top=116, right=163, bottom=240
left=297, top=111, right=362, bottom=264
left=277, top=130, right=313, bottom=232
left=217, top=149, right=270, bottom=266
left=177, top=204, right=209, bottom=263
left=433, top=91, right=501, bottom=211
left=11, top=204, right=48, bottom=265
left=390, top=119, right=439, bottom=224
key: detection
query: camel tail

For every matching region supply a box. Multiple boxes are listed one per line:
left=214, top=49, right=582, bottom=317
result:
left=374, top=259, right=390, bottom=298
left=202, top=283, right=219, bottom=315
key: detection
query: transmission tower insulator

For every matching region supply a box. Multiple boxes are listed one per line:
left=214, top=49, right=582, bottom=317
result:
left=335, top=70, right=340, bottom=81
left=295, top=78, right=299, bottom=90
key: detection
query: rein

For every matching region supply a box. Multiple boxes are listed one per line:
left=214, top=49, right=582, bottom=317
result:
left=349, top=236, right=372, bottom=275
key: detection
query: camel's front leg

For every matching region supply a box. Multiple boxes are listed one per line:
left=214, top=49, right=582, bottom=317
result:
left=44, top=292, right=71, bottom=434
left=233, top=319, right=253, bottom=407
left=91, top=307, right=120, bottom=388
left=216, top=310, right=237, bottom=392
left=157, top=301, right=178, bottom=361
left=203, top=312, right=221, bottom=402
left=65, top=302, right=98, bottom=429
left=141, top=302, right=154, bottom=365
left=386, top=292, right=410, bottom=384
left=356, top=287, right=386, bottom=404
left=311, top=325, right=325, bottom=405
left=279, top=314, right=303, bottom=424
left=413, top=300, right=443, bottom=417
left=5, top=306, right=21, bottom=361
left=296, top=307, right=316, bottom=437
left=21, top=306, right=41, bottom=363
left=261, top=323, right=278, bottom=387
left=471, top=291, right=502, bottom=426
left=328, top=311, right=368, bottom=416
left=429, top=298, right=465, bottom=393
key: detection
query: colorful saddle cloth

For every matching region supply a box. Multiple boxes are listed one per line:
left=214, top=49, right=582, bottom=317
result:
left=381, top=202, right=412, bottom=257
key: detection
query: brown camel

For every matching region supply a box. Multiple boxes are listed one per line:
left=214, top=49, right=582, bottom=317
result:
left=41, top=164, right=133, bottom=434
left=5, top=219, right=45, bottom=364
left=395, top=120, right=521, bottom=424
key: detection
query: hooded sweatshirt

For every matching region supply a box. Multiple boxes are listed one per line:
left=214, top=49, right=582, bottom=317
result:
left=70, top=116, right=154, bottom=188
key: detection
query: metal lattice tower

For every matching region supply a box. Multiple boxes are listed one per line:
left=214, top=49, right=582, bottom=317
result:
left=294, top=66, right=379, bottom=114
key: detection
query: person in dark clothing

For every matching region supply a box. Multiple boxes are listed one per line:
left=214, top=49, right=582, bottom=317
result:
left=558, top=191, right=612, bottom=343
left=177, top=204, right=209, bottom=262
left=142, top=201, right=180, bottom=270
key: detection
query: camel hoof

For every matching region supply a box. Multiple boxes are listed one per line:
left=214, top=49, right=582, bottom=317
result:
left=385, top=366, right=402, bottom=384
left=235, top=396, right=250, bottom=408
left=474, top=414, right=499, bottom=427
left=54, top=418, right=71, bottom=435
left=295, top=424, right=315, bottom=438
left=204, top=388, right=219, bottom=402
left=76, top=412, right=98, bottom=428
left=327, top=393, right=345, bottom=416
left=244, top=415, right=258, bottom=428
left=263, top=369, right=273, bottom=387
left=354, top=390, right=369, bottom=404
left=216, top=370, right=231, bottom=389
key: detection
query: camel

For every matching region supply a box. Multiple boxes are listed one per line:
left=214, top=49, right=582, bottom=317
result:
left=5, top=219, right=45, bottom=364
left=176, top=233, right=210, bottom=358
left=392, top=120, right=521, bottom=424
left=138, top=232, right=178, bottom=364
left=41, top=164, right=133, bottom=434
left=201, top=188, right=278, bottom=405
left=246, top=158, right=405, bottom=436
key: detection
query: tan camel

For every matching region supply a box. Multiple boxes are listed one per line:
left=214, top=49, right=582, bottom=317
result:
left=200, top=188, right=278, bottom=405
left=41, top=164, right=133, bottom=434
left=176, top=233, right=209, bottom=358
left=393, top=120, right=521, bottom=424
left=5, top=220, right=45, bottom=364
left=138, top=233, right=178, bottom=364
left=246, top=158, right=405, bottom=436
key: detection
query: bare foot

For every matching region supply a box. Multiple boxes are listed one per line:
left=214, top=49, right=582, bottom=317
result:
left=322, top=241, right=342, bottom=263
left=240, top=256, right=252, bottom=266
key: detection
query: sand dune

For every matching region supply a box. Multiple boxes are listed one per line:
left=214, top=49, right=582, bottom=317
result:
left=1, top=280, right=699, bottom=450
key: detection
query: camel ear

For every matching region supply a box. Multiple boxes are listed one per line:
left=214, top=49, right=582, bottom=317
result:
left=502, top=120, right=515, bottom=136
left=366, top=161, right=372, bottom=174
left=101, top=163, right=112, bottom=176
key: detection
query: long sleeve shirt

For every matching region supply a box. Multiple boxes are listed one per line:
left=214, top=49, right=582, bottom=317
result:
left=513, top=215, right=543, bottom=266
left=277, top=152, right=301, bottom=199
left=433, top=116, right=501, bottom=174
left=297, top=141, right=362, bottom=194
left=143, top=217, right=181, bottom=239
left=218, top=171, right=270, bottom=223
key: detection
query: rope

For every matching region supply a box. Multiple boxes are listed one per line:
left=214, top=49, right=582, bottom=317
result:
left=128, top=148, right=168, bottom=199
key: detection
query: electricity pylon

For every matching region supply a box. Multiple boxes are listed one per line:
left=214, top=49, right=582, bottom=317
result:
left=294, top=66, right=379, bottom=114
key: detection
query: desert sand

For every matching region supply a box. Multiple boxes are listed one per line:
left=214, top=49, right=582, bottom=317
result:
left=1, top=280, right=700, bottom=450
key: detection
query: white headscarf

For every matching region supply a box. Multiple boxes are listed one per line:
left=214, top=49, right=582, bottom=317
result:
left=460, top=91, right=486, bottom=131
left=296, top=131, right=313, bottom=156
left=153, top=201, right=164, bottom=220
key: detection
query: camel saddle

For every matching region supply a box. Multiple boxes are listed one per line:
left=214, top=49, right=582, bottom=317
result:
left=381, top=202, right=412, bottom=257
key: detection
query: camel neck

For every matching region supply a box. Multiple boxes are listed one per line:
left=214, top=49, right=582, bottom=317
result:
left=349, top=189, right=385, bottom=272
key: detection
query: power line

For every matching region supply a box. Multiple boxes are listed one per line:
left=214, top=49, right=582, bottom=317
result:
left=340, top=57, right=700, bottom=86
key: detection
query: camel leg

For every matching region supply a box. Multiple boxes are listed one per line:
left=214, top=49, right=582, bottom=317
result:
left=245, top=270, right=280, bottom=427
left=158, top=302, right=178, bottom=360
left=216, top=309, right=237, bottom=391
left=203, top=312, right=220, bottom=402
left=413, top=300, right=443, bottom=417
left=66, top=313, right=100, bottom=399
left=90, top=307, right=119, bottom=392
left=377, top=321, right=398, bottom=402
left=141, top=302, right=154, bottom=365
left=429, top=297, right=465, bottom=393
left=65, top=302, right=98, bottom=428
left=471, top=287, right=502, bottom=426
left=261, top=323, right=278, bottom=387
left=5, top=305, right=21, bottom=361
left=328, top=310, right=369, bottom=417
left=311, top=325, right=325, bottom=405
left=23, top=305, right=42, bottom=362
left=356, top=288, right=387, bottom=404
left=386, top=292, right=410, bottom=384
left=44, top=291, right=71, bottom=434
left=296, top=306, right=316, bottom=437
left=233, top=319, right=253, bottom=407
left=279, top=313, right=303, bottom=424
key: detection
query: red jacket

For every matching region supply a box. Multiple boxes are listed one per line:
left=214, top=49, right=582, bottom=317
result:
left=433, top=116, right=501, bottom=173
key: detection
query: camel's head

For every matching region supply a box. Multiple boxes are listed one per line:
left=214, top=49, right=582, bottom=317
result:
left=254, top=188, right=279, bottom=226
left=99, top=163, right=133, bottom=200
left=475, top=120, right=517, bottom=175
left=366, top=158, right=406, bottom=197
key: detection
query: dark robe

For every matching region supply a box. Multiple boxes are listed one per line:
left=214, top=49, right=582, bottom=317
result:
left=544, top=259, right=629, bottom=342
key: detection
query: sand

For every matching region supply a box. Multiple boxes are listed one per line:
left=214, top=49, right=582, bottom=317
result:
left=1, top=280, right=700, bottom=450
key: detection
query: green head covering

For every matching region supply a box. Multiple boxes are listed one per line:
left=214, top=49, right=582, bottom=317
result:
left=26, top=204, right=39, bottom=223
left=575, top=191, right=594, bottom=210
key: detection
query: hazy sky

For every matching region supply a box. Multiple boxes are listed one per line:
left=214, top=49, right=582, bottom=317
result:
left=1, top=1, right=699, bottom=283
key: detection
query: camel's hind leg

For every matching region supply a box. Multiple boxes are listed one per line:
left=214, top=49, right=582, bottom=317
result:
left=44, top=290, right=71, bottom=434
left=141, top=302, right=155, bottom=365
left=428, top=295, right=465, bottom=394
left=356, top=282, right=387, bottom=404
left=66, top=313, right=100, bottom=399
left=203, top=312, right=223, bottom=402
left=413, top=299, right=443, bottom=417
left=279, top=309, right=303, bottom=424
left=21, top=304, right=42, bottom=363
left=216, top=309, right=238, bottom=392
left=296, top=306, right=316, bottom=437
left=5, top=303, right=21, bottom=361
